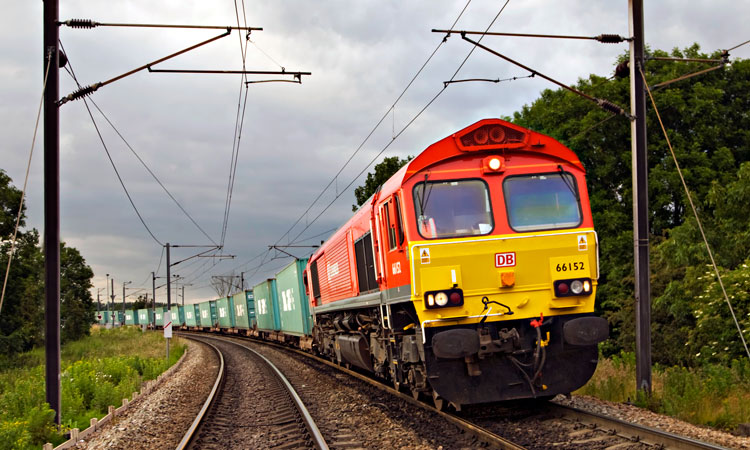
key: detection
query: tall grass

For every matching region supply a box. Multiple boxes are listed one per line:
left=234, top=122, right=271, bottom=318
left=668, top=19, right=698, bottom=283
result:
left=577, top=352, right=750, bottom=430
left=0, top=327, right=185, bottom=449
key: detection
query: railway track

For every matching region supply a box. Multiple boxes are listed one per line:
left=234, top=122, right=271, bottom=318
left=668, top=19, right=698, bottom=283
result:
left=177, top=332, right=730, bottom=449
left=219, top=333, right=731, bottom=450
left=176, top=334, right=328, bottom=450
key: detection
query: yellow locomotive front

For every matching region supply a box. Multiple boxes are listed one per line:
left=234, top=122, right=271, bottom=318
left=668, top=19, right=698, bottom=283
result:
left=400, top=120, right=609, bottom=405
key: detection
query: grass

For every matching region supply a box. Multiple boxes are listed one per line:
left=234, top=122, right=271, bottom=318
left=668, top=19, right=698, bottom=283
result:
left=0, top=327, right=185, bottom=449
left=577, top=352, right=750, bottom=431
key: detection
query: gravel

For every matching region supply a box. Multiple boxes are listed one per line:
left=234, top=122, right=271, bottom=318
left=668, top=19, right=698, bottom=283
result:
left=73, top=339, right=218, bottom=450
left=554, top=394, right=750, bottom=449
left=69, top=334, right=750, bottom=450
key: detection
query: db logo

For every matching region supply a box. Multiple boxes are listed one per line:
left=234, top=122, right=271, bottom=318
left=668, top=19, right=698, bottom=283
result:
left=495, top=252, right=516, bottom=268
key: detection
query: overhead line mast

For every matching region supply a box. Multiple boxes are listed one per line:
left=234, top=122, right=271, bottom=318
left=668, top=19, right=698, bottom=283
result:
left=45, top=14, right=309, bottom=424
left=43, top=0, right=61, bottom=426
left=629, top=0, right=652, bottom=395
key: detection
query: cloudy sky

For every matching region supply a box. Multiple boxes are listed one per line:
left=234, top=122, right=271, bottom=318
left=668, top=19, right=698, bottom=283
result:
left=3, top=1, right=749, bottom=306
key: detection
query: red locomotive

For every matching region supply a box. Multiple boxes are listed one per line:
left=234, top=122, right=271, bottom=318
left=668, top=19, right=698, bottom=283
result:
left=305, top=118, right=608, bottom=409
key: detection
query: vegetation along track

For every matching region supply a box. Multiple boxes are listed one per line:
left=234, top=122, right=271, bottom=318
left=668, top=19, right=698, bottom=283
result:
left=177, top=334, right=328, bottom=450
left=185, top=332, right=730, bottom=450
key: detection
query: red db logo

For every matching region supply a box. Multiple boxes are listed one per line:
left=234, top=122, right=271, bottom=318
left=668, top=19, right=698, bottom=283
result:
left=495, top=252, right=516, bottom=268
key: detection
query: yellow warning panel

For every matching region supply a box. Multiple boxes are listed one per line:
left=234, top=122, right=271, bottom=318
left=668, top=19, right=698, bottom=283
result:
left=577, top=234, right=588, bottom=251
left=420, top=247, right=431, bottom=264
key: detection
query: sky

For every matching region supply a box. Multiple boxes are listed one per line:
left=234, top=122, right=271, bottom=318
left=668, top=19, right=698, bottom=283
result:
left=2, top=1, right=749, bottom=306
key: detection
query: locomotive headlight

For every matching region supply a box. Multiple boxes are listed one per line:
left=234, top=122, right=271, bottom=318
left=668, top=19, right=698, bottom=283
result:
left=425, top=289, right=464, bottom=309
left=570, top=280, right=584, bottom=294
left=488, top=157, right=502, bottom=170
left=583, top=280, right=591, bottom=292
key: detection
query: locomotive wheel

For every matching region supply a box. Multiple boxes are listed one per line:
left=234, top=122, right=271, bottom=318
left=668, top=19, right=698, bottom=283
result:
left=432, top=391, right=445, bottom=411
left=393, top=380, right=402, bottom=392
left=411, top=388, right=420, bottom=400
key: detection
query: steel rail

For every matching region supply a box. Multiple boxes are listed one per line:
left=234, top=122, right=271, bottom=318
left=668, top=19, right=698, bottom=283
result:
left=177, top=332, right=731, bottom=450
left=174, top=337, right=225, bottom=450
left=221, top=334, right=524, bottom=450
left=205, top=335, right=330, bottom=450
left=548, top=403, right=730, bottom=450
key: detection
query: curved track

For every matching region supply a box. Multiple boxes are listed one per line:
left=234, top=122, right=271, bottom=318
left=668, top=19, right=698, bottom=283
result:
left=177, top=334, right=328, bottom=450
left=225, top=334, right=729, bottom=450
left=177, top=332, right=729, bottom=449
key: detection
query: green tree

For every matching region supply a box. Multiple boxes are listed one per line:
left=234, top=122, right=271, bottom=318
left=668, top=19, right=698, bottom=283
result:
left=512, top=45, right=750, bottom=365
left=60, top=244, right=95, bottom=343
left=0, top=170, right=96, bottom=355
left=352, top=156, right=413, bottom=211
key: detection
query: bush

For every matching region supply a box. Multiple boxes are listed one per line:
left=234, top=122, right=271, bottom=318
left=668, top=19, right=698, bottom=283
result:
left=0, top=328, right=185, bottom=448
left=578, top=352, right=750, bottom=430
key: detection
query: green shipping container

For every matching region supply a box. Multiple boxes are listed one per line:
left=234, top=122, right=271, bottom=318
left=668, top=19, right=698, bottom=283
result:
left=216, top=297, right=235, bottom=328
left=232, top=290, right=255, bottom=329
left=155, top=307, right=165, bottom=327
left=111, top=311, right=124, bottom=325
left=95, top=310, right=107, bottom=325
left=169, top=306, right=185, bottom=326
left=124, top=309, right=139, bottom=325
left=254, top=279, right=280, bottom=332
left=137, top=308, right=154, bottom=325
left=199, top=301, right=217, bottom=327
left=275, top=259, right=312, bottom=336
left=185, top=304, right=199, bottom=327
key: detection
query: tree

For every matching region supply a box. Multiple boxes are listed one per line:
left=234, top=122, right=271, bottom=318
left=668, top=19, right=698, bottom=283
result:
left=0, top=170, right=96, bottom=355
left=511, top=45, right=750, bottom=365
left=210, top=273, right=240, bottom=297
left=352, top=156, right=413, bottom=211
left=60, top=243, right=95, bottom=343
left=131, top=295, right=148, bottom=310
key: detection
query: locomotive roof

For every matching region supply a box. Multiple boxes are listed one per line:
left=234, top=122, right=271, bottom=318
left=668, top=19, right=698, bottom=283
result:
left=402, top=118, right=585, bottom=183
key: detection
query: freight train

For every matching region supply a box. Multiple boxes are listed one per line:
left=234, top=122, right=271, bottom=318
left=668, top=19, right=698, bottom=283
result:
left=98, top=118, right=609, bottom=410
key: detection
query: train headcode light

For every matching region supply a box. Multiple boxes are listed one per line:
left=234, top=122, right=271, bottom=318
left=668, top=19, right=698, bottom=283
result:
left=481, top=155, right=505, bottom=174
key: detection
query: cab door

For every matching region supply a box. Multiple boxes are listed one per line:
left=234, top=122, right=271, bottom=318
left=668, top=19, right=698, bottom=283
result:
left=376, top=193, right=409, bottom=294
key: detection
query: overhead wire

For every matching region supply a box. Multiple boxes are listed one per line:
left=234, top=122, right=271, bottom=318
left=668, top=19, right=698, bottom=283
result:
left=726, top=38, right=750, bottom=52
left=85, top=99, right=218, bottom=245
left=0, top=50, right=52, bottom=316
left=219, top=0, right=252, bottom=248
left=60, top=43, right=164, bottom=246
left=202, top=1, right=515, bottom=289
left=210, top=1, right=487, bottom=285
left=273, top=0, right=476, bottom=248
left=286, top=0, right=512, bottom=246
left=639, top=66, right=750, bottom=361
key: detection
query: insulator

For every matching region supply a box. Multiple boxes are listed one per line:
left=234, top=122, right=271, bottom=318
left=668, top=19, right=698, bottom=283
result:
left=596, top=34, right=626, bottom=43
left=65, top=19, right=97, bottom=29
left=596, top=98, right=625, bottom=116
left=59, top=83, right=101, bottom=106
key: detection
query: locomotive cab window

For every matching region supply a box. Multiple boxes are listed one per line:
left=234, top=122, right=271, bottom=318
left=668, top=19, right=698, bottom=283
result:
left=413, top=179, right=493, bottom=239
left=503, top=172, right=582, bottom=232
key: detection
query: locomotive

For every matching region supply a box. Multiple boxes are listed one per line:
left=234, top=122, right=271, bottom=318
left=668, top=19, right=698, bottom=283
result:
left=303, top=118, right=609, bottom=409
left=104, top=118, right=609, bottom=411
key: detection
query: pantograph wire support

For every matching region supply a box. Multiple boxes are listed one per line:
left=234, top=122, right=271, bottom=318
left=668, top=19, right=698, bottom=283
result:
left=58, top=29, right=233, bottom=105
left=453, top=32, right=633, bottom=120
left=59, top=19, right=262, bottom=32
left=432, top=29, right=631, bottom=43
